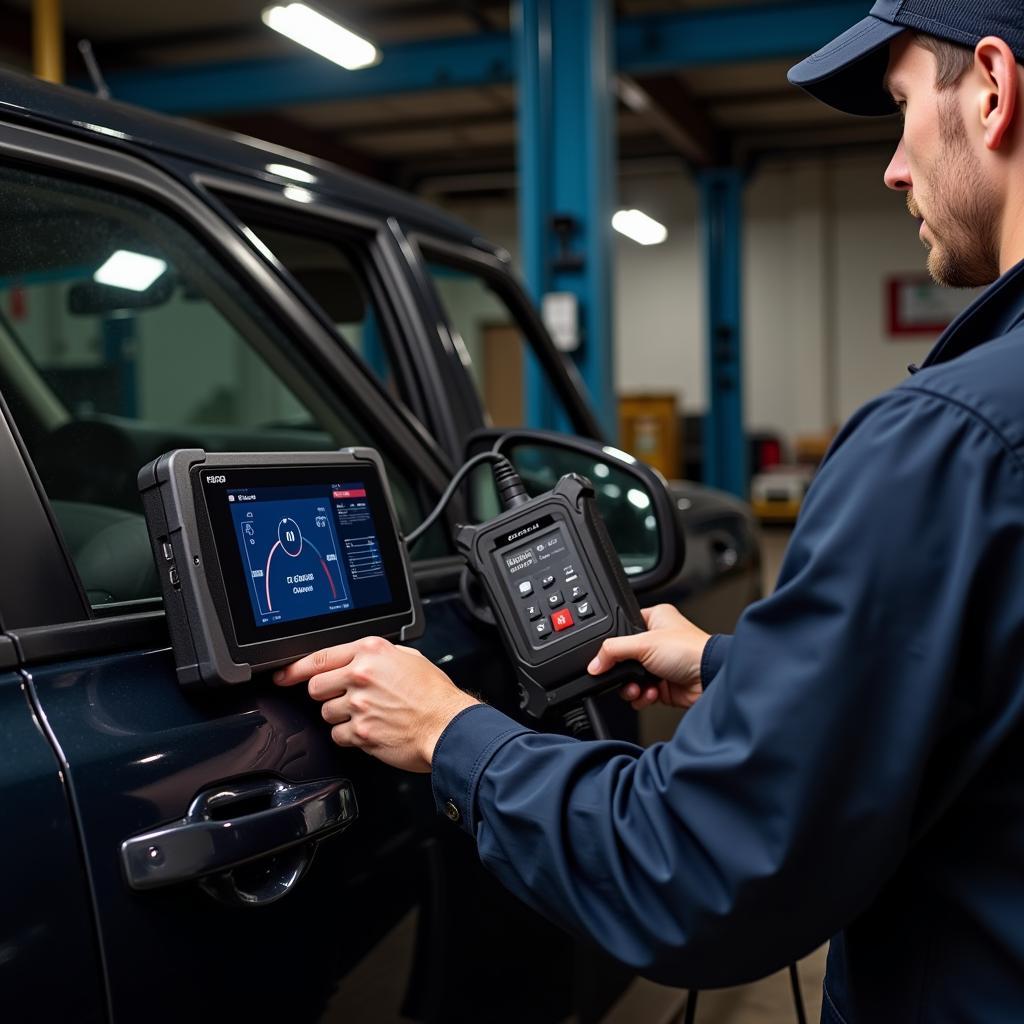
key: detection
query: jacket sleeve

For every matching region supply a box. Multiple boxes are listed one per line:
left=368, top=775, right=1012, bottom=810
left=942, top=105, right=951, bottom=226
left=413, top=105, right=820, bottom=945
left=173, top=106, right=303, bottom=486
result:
left=430, top=387, right=1024, bottom=988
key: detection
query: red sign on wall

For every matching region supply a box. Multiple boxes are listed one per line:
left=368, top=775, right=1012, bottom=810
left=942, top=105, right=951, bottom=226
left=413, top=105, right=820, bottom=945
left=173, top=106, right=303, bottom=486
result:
left=887, top=276, right=979, bottom=337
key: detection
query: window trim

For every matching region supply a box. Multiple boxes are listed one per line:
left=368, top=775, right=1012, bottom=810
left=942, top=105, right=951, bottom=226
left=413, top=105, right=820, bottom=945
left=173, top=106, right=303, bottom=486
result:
left=192, top=173, right=438, bottom=446
left=0, top=391, right=88, bottom=629
left=0, top=121, right=455, bottom=642
left=404, top=231, right=605, bottom=449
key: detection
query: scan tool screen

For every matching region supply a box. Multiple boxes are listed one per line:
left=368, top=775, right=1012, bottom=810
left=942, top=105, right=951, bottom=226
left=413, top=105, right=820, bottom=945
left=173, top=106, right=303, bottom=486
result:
left=200, top=465, right=407, bottom=647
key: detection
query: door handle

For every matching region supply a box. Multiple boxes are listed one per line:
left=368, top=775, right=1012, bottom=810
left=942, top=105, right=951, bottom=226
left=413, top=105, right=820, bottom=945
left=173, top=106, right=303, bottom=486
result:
left=121, top=776, right=357, bottom=894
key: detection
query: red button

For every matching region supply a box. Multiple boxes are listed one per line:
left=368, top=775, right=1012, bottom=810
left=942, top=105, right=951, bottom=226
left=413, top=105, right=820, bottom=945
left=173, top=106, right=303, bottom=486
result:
left=551, top=609, right=574, bottom=632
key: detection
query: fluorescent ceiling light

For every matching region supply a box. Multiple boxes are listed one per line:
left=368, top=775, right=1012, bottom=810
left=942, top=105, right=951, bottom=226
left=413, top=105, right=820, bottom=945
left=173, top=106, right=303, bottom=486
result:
left=262, top=4, right=379, bottom=70
left=266, top=162, right=317, bottom=184
left=94, top=250, right=167, bottom=292
left=612, top=209, right=668, bottom=246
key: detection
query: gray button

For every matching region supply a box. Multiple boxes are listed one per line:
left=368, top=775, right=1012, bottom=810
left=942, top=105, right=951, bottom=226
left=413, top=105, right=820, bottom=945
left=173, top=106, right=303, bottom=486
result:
left=547, top=592, right=564, bottom=608
left=570, top=584, right=587, bottom=602
left=541, top=575, right=556, bottom=589
left=534, top=619, right=552, bottom=639
left=444, top=800, right=460, bottom=823
left=526, top=603, right=543, bottom=621
left=162, top=542, right=174, bottom=562
left=577, top=601, right=595, bottom=620
left=517, top=580, right=534, bottom=598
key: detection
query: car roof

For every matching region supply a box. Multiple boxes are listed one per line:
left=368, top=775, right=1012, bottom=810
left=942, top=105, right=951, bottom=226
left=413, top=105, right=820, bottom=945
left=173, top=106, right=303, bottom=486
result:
left=0, top=67, right=490, bottom=249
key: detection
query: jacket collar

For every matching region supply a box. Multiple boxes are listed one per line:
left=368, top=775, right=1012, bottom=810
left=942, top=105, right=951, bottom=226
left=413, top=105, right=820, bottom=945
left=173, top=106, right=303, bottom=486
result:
left=919, top=257, right=1024, bottom=370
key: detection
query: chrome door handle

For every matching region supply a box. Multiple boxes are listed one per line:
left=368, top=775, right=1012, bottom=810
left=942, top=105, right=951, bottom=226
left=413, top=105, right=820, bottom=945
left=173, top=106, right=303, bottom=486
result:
left=121, top=776, right=356, bottom=893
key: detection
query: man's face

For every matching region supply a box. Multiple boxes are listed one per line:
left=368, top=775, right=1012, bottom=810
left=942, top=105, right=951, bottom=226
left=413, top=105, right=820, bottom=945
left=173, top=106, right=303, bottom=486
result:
left=884, top=37, right=1001, bottom=288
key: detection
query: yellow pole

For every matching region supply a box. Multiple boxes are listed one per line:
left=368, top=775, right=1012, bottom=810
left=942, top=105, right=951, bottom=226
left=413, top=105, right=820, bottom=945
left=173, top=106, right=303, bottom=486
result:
left=33, top=0, right=64, bottom=84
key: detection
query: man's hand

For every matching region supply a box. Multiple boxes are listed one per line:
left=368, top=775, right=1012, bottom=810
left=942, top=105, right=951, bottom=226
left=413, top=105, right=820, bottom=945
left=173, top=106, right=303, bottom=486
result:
left=587, top=604, right=711, bottom=711
left=273, top=637, right=479, bottom=773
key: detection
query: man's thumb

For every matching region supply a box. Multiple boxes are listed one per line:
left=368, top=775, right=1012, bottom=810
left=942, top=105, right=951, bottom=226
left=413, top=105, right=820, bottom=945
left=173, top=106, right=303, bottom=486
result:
left=588, top=634, right=649, bottom=676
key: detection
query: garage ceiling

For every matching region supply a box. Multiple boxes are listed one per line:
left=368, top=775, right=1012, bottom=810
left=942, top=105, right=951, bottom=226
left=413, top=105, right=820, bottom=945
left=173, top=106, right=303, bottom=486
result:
left=0, top=0, right=900, bottom=194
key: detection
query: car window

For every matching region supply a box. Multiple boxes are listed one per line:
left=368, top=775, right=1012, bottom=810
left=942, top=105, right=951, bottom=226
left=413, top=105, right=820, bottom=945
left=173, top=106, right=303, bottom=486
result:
left=0, top=164, right=445, bottom=609
left=228, top=214, right=407, bottom=405
left=424, top=259, right=577, bottom=430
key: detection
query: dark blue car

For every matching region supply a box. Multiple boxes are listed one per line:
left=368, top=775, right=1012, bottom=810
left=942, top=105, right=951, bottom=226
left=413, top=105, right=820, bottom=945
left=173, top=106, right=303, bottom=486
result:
left=0, top=68, right=759, bottom=1023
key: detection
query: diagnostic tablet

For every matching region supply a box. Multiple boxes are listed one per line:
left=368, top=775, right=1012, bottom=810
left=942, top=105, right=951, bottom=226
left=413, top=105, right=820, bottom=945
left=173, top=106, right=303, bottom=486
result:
left=138, top=449, right=422, bottom=688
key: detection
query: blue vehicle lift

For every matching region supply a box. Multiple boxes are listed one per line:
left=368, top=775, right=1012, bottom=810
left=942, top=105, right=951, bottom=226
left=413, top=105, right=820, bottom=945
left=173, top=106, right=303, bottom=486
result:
left=515, top=0, right=616, bottom=438
left=699, top=169, right=748, bottom=497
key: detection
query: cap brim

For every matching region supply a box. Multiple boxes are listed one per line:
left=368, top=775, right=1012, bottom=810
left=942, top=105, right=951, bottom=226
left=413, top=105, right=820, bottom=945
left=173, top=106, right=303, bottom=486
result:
left=788, top=16, right=906, bottom=117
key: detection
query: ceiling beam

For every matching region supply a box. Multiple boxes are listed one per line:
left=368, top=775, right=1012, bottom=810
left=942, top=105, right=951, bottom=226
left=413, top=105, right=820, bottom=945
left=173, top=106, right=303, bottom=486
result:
left=618, top=74, right=724, bottom=167
left=90, top=2, right=510, bottom=67
left=93, top=1, right=868, bottom=116
left=336, top=109, right=510, bottom=140
left=95, top=32, right=513, bottom=115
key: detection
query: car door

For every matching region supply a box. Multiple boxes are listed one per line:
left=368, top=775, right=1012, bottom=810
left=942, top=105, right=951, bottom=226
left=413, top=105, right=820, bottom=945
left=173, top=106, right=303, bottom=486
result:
left=0, top=418, right=107, bottom=1022
left=0, top=121, right=580, bottom=1023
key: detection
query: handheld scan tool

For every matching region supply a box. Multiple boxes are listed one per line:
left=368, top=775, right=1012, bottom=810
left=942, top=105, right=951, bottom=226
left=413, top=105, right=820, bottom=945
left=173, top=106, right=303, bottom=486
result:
left=456, top=470, right=654, bottom=721
left=139, top=449, right=422, bottom=688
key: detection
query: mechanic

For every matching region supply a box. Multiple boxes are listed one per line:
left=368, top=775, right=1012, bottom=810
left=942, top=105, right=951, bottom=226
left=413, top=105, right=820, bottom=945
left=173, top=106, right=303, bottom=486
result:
left=275, top=3, right=1024, bottom=1020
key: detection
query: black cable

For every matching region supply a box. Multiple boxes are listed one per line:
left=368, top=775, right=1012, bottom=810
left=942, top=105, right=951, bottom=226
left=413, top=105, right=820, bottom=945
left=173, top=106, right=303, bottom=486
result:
left=682, top=989, right=698, bottom=1024
left=582, top=695, right=610, bottom=739
left=789, top=963, right=808, bottom=1024
left=406, top=452, right=523, bottom=548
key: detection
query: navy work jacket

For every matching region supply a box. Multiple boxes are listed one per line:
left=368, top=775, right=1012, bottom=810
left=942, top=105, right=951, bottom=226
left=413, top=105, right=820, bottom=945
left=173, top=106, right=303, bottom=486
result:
left=431, top=259, right=1024, bottom=1023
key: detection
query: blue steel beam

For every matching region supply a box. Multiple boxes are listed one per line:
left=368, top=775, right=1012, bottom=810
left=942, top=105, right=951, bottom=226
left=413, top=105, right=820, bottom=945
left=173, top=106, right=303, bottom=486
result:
left=97, top=1, right=867, bottom=116
left=699, top=168, right=748, bottom=498
left=517, top=0, right=617, bottom=438
left=618, top=0, right=870, bottom=75
left=98, top=33, right=514, bottom=116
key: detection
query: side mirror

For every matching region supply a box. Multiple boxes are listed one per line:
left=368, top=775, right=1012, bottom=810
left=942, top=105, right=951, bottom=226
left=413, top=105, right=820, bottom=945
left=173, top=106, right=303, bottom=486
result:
left=466, top=428, right=685, bottom=593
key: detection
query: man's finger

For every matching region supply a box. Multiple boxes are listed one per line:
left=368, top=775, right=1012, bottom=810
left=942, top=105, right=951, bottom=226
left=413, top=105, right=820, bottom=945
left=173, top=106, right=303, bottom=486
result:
left=321, top=695, right=351, bottom=725
left=273, top=641, right=362, bottom=687
left=330, top=721, right=357, bottom=748
left=588, top=635, right=650, bottom=676
left=630, top=686, right=661, bottom=711
left=308, top=667, right=355, bottom=702
left=620, top=682, right=642, bottom=701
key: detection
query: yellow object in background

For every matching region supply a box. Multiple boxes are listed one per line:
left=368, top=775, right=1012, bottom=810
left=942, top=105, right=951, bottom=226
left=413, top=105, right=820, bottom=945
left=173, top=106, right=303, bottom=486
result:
left=619, top=393, right=679, bottom=480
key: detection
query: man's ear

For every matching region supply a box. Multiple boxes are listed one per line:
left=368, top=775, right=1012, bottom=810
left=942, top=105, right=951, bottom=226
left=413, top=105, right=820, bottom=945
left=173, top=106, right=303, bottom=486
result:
left=975, top=36, right=1018, bottom=150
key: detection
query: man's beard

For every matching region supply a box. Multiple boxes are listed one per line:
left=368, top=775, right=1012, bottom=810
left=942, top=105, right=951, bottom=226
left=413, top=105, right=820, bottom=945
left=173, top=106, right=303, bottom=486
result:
left=911, top=94, right=1001, bottom=288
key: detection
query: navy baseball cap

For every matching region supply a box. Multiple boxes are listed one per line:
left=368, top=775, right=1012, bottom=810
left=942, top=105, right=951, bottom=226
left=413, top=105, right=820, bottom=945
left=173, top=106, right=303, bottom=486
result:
left=789, top=0, right=1024, bottom=116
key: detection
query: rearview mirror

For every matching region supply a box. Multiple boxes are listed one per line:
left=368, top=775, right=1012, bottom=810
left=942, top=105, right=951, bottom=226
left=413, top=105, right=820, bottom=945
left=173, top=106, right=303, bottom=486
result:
left=68, top=273, right=175, bottom=315
left=466, top=429, right=685, bottom=593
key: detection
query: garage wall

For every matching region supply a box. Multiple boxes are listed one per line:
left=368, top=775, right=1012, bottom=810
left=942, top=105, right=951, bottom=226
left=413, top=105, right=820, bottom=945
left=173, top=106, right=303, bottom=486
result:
left=439, top=149, right=978, bottom=451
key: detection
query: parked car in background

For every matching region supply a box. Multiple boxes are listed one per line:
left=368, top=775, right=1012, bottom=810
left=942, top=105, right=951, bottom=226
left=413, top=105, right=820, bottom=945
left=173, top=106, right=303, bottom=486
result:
left=0, top=68, right=760, bottom=1023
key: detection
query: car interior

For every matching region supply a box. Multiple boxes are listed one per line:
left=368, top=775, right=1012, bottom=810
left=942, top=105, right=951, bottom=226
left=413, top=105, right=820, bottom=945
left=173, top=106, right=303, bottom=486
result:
left=0, top=164, right=429, bottom=607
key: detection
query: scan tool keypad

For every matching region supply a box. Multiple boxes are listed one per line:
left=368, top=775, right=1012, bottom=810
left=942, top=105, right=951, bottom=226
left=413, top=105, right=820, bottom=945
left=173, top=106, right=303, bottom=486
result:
left=502, top=525, right=600, bottom=649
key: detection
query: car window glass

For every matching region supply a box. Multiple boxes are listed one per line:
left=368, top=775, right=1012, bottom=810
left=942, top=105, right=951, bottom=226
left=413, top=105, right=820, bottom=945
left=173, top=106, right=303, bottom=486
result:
left=0, top=165, right=445, bottom=610
left=424, top=259, right=576, bottom=429
left=233, top=218, right=406, bottom=404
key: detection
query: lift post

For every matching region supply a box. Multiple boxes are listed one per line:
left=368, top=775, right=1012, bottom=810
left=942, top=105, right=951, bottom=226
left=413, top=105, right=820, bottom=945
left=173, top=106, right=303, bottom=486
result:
left=515, top=0, right=617, bottom=437
left=700, top=167, right=748, bottom=498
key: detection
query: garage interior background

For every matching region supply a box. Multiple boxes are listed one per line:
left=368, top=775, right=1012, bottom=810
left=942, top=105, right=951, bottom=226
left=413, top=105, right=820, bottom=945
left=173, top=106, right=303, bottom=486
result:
left=0, top=0, right=968, bottom=491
